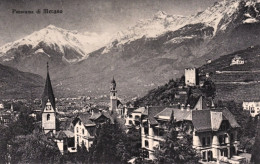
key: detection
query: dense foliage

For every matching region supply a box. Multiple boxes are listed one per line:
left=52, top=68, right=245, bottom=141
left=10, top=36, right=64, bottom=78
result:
left=216, top=100, right=258, bottom=153
left=0, top=104, right=35, bottom=164
left=134, top=75, right=216, bottom=107
left=251, top=115, right=260, bottom=163
left=9, top=132, right=61, bottom=164
left=88, top=119, right=130, bottom=164
left=153, top=116, right=199, bottom=164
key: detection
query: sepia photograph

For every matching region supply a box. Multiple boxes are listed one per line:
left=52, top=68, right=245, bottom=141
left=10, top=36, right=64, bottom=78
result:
left=0, top=0, right=260, bottom=163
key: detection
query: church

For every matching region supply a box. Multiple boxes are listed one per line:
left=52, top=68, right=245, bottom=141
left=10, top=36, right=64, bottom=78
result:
left=109, top=77, right=125, bottom=117
left=41, top=62, right=56, bottom=134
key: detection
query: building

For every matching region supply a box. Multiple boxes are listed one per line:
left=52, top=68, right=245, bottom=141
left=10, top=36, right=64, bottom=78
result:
left=54, top=130, right=75, bottom=154
left=140, top=106, right=242, bottom=163
left=0, top=104, right=18, bottom=125
left=41, top=63, right=56, bottom=134
left=242, top=101, right=260, bottom=117
left=230, top=55, right=245, bottom=66
left=185, top=68, right=197, bottom=86
left=109, top=77, right=125, bottom=116
left=125, top=107, right=145, bottom=127
left=73, top=111, right=113, bottom=150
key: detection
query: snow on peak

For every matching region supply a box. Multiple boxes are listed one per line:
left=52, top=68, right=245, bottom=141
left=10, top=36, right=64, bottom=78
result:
left=153, top=11, right=168, bottom=19
left=0, top=25, right=112, bottom=60
left=102, top=0, right=259, bottom=54
left=46, top=24, right=58, bottom=29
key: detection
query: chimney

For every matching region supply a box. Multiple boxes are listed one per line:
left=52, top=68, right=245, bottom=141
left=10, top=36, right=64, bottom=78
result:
left=187, top=104, right=190, bottom=111
left=181, top=104, right=185, bottom=111
left=211, top=99, right=215, bottom=109
left=91, top=108, right=94, bottom=116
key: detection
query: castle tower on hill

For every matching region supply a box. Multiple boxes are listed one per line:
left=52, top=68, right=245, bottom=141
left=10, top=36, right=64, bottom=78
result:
left=185, top=68, right=197, bottom=86
left=41, top=62, right=56, bottom=134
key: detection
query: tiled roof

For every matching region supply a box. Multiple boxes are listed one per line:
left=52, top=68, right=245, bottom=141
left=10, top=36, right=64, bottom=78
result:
left=217, top=108, right=240, bottom=128
left=63, top=130, right=74, bottom=138
left=127, top=107, right=137, bottom=115
left=147, top=105, right=239, bottom=132
left=59, top=118, right=73, bottom=130
left=191, top=110, right=212, bottom=131
left=133, top=107, right=146, bottom=113
left=89, top=112, right=102, bottom=120
left=102, top=111, right=114, bottom=124
left=147, top=106, right=166, bottom=125
left=77, top=113, right=95, bottom=126
left=155, top=107, right=192, bottom=121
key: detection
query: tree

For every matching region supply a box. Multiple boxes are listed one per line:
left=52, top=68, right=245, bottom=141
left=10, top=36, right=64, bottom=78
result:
left=9, top=106, right=35, bottom=136
left=201, top=79, right=216, bottom=98
left=88, top=119, right=130, bottom=164
left=0, top=125, right=12, bottom=163
left=153, top=115, right=199, bottom=164
left=126, top=127, right=142, bottom=157
left=9, top=132, right=61, bottom=164
left=251, top=116, right=260, bottom=163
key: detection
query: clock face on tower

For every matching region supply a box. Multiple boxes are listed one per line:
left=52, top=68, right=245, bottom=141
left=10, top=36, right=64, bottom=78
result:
left=47, top=105, right=51, bottom=110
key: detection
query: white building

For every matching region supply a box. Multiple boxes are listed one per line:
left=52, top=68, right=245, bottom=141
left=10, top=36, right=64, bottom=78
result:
left=125, top=107, right=145, bottom=127
left=242, top=101, right=260, bottom=117
left=140, top=106, right=242, bottom=163
left=73, top=111, right=113, bottom=150
left=230, top=56, right=245, bottom=66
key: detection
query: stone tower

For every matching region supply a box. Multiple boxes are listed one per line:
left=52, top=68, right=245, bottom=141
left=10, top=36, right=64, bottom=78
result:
left=42, top=62, right=56, bottom=134
left=110, top=77, right=118, bottom=113
left=185, top=68, right=197, bottom=86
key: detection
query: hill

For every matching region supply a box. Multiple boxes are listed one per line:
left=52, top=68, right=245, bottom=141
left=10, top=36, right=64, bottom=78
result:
left=134, top=45, right=260, bottom=105
left=0, top=64, right=44, bottom=99
left=2, top=0, right=260, bottom=99
left=200, top=45, right=260, bottom=102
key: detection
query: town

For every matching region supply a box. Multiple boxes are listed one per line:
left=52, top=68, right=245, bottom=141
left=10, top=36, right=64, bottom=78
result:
left=1, top=0, right=260, bottom=163
left=0, top=55, right=259, bottom=164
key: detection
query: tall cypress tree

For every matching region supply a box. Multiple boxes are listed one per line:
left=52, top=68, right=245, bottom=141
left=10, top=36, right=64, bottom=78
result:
left=251, top=117, right=260, bottom=163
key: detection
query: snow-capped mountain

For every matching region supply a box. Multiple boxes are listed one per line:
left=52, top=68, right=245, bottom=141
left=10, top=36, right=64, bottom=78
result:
left=103, top=0, right=259, bottom=54
left=0, top=25, right=111, bottom=61
left=54, top=0, right=260, bottom=98
left=0, top=25, right=112, bottom=76
left=1, top=0, right=260, bottom=99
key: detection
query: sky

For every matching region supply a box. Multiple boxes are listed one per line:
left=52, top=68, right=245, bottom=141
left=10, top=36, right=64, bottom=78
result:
left=0, top=0, right=221, bottom=46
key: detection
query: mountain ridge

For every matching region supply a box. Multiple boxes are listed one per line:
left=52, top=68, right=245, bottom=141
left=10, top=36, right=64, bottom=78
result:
left=1, top=0, right=260, bottom=99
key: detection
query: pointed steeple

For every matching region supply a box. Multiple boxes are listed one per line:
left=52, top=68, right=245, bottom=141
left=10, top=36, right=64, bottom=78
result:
left=111, top=76, right=116, bottom=90
left=42, top=62, right=55, bottom=110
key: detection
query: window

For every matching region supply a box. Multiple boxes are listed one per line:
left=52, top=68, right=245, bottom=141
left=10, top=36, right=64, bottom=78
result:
left=79, top=121, right=81, bottom=126
left=77, top=127, right=78, bottom=133
left=202, top=151, right=206, bottom=160
left=219, top=135, right=226, bottom=145
left=135, top=115, right=140, bottom=120
left=144, top=127, right=148, bottom=135
left=251, top=107, right=255, bottom=113
left=129, top=120, right=133, bottom=125
left=77, top=136, right=79, bottom=143
left=82, top=129, right=84, bottom=135
left=47, top=114, right=50, bottom=121
left=145, top=140, right=149, bottom=148
left=202, top=137, right=206, bottom=146
left=207, top=137, right=210, bottom=145
left=129, top=115, right=132, bottom=118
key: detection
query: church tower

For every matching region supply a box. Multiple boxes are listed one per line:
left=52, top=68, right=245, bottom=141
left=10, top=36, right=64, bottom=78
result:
left=41, top=62, right=56, bottom=134
left=110, top=77, right=118, bottom=113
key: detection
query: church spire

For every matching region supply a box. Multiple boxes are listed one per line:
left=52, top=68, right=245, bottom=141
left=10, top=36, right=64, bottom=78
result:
left=111, top=76, right=116, bottom=90
left=42, top=62, right=55, bottom=110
